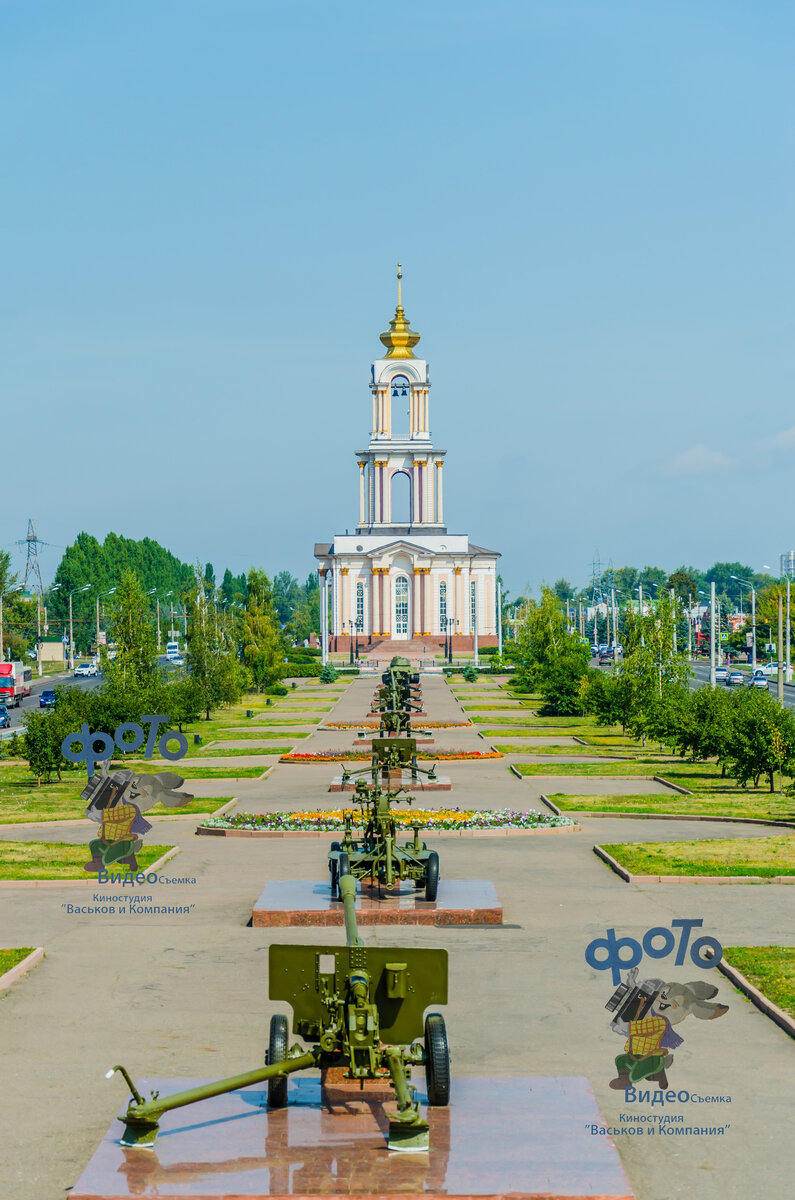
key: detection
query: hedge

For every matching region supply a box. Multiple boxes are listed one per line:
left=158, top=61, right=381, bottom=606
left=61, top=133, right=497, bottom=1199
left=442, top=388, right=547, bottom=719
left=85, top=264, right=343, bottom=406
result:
left=284, top=662, right=322, bottom=678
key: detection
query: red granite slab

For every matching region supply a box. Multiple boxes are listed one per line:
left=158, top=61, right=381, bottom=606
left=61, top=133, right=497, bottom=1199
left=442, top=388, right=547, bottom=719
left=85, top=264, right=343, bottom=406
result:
left=251, top=879, right=503, bottom=926
left=70, top=1076, right=634, bottom=1199
left=329, top=775, right=452, bottom=792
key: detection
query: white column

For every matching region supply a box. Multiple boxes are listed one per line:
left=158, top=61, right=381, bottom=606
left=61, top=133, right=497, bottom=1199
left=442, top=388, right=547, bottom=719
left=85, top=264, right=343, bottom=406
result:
left=358, top=463, right=366, bottom=524
left=412, top=460, right=420, bottom=523
left=435, top=461, right=444, bottom=524
left=413, top=570, right=422, bottom=636
left=423, top=389, right=429, bottom=434
left=384, top=467, right=392, bottom=523
left=372, top=390, right=377, bottom=438
left=426, top=459, right=434, bottom=525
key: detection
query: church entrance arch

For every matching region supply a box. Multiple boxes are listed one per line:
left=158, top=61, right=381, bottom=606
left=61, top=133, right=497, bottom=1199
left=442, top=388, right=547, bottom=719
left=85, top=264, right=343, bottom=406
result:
left=393, top=575, right=410, bottom=638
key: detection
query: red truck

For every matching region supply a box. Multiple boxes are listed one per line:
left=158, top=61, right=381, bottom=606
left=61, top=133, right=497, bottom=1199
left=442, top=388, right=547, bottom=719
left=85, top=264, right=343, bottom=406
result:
left=0, top=661, right=33, bottom=707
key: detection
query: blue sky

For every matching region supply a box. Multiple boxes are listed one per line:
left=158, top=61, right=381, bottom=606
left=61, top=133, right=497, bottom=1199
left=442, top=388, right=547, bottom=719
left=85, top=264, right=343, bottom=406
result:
left=2, top=1, right=793, bottom=598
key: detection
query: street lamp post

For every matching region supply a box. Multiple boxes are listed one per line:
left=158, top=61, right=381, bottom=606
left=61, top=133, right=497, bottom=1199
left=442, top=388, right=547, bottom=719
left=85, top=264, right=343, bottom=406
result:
left=709, top=582, right=716, bottom=687
left=787, top=576, right=792, bottom=683
left=731, top=575, right=756, bottom=670
left=348, top=619, right=355, bottom=665
left=497, top=580, right=503, bottom=659
left=69, top=584, right=91, bottom=669
left=96, top=588, right=116, bottom=659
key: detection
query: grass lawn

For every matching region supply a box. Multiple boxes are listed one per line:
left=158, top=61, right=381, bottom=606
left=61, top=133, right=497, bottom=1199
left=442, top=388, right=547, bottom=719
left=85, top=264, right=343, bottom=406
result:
left=125, top=763, right=267, bottom=779
left=549, top=792, right=795, bottom=821
left=181, top=745, right=290, bottom=759
left=199, top=729, right=311, bottom=740
left=494, top=743, right=625, bottom=757
left=461, top=704, right=533, bottom=711
left=0, top=841, right=174, bottom=881
left=253, top=718, right=320, bottom=726
left=600, top=835, right=795, bottom=878
left=0, top=947, right=36, bottom=974
left=722, top=946, right=795, bottom=1017
left=515, top=761, right=663, bottom=776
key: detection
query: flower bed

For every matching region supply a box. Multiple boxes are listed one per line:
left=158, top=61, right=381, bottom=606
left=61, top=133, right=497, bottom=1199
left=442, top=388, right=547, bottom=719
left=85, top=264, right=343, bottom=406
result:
left=279, top=749, right=503, bottom=763
left=200, top=807, right=575, bottom=832
left=323, top=721, right=473, bottom=729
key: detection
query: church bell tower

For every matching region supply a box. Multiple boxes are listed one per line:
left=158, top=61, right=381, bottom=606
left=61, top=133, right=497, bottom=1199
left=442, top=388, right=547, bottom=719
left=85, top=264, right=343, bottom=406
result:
left=355, top=264, right=446, bottom=534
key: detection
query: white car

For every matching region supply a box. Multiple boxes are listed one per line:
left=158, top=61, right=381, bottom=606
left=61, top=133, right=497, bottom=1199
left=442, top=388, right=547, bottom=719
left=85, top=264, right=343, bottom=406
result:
left=74, top=663, right=98, bottom=678
left=170, top=656, right=184, bottom=667
left=714, top=667, right=728, bottom=683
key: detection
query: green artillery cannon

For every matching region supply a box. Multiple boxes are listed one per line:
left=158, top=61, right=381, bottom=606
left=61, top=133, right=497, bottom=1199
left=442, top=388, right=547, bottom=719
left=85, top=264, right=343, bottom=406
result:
left=329, top=744, right=440, bottom=899
left=107, top=875, right=450, bottom=1154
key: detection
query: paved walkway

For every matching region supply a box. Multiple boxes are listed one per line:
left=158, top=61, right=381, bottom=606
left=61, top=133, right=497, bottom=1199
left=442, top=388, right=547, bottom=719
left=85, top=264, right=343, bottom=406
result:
left=0, top=676, right=792, bottom=1200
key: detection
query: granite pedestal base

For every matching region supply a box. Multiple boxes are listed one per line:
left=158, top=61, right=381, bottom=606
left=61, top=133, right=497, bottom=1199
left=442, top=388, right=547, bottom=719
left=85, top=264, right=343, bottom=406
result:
left=252, top=878, right=502, bottom=926
left=71, top=1076, right=633, bottom=1199
left=329, top=774, right=451, bottom=792
left=355, top=736, right=435, bottom=747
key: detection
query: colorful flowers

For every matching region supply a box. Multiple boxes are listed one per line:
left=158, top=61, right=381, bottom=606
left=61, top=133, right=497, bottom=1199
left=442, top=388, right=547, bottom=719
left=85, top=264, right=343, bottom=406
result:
left=200, top=807, right=575, bottom=832
left=279, top=749, right=503, bottom=762
left=323, top=721, right=473, bottom=729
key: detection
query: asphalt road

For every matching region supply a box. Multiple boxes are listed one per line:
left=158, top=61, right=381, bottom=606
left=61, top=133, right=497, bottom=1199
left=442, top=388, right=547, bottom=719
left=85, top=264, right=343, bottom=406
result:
left=690, top=661, right=795, bottom=710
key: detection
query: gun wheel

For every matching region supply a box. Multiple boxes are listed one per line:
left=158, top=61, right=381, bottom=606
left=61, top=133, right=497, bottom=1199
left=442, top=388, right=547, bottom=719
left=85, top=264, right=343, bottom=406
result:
left=336, top=852, right=350, bottom=899
left=425, top=851, right=439, bottom=901
left=329, top=841, right=341, bottom=894
left=267, top=1014, right=289, bottom=1109
left=424, top=1012, right=450, bottom=1105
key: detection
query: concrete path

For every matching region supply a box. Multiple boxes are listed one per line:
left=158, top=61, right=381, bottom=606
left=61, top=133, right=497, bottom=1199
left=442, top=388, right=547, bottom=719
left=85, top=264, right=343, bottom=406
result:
left=0, top=675, right=792, bottom=1200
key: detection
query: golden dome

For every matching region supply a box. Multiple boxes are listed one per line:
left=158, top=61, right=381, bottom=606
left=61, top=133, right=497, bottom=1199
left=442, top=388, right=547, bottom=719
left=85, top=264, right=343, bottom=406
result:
left=379, top=263, right=421, bottom=359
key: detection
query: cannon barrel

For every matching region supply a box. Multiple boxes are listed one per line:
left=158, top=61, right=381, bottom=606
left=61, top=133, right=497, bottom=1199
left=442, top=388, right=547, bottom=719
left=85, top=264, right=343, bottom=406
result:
left=339, top=872, right=363, bottom=948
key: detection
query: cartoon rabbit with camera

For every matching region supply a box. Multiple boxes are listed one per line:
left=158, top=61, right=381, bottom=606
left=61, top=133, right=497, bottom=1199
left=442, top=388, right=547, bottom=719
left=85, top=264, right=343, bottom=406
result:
left=607, top=967, right=728, bottom=1091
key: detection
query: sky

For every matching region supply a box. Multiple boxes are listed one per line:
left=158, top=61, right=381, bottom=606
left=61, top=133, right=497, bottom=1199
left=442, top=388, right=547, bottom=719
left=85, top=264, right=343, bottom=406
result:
left=2, top=1, right=793, bottom=599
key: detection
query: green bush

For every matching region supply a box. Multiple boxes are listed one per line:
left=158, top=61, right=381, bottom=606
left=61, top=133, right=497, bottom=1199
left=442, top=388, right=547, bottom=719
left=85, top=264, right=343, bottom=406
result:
left=265, top=684, right=288, bottom=696
left=462, top=665, right=478, bottom=682
left=478, top=645, right=500, bottom=656
left=319, top=663, right=338, bottom=684
left=284, top=662, right=322, bottom=678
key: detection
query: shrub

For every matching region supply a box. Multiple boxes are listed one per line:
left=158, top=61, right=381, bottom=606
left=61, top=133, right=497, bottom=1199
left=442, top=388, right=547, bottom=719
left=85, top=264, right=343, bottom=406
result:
left=462, top=665, right=478, bottom=682
left=319, top=663, right=338, bottom=684
left=284, top=662, right=323, bottom=678
left=478, top=645, right=500, bottom=656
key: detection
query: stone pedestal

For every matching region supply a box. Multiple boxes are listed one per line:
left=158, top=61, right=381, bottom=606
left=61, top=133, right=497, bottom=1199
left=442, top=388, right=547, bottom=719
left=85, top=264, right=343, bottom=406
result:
left=70, top=1076, right=634, bottom=1199
left=329, top=774, right=451, bottom=792
left=252, top=879, right=502, bottom=926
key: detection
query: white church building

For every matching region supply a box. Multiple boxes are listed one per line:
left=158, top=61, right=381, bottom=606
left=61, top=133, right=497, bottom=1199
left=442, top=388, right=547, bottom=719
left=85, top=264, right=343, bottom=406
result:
left=315, top=269, right=500, bottom=653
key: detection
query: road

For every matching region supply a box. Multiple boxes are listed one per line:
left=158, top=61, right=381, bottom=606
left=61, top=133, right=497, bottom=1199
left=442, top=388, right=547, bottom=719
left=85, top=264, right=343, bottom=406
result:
left=690, top=661, right=795, bottom=710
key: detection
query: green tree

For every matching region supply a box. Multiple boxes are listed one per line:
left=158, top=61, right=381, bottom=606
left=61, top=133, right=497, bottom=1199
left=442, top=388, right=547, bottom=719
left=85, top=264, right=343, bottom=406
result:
left=242, top=578, right=286, bottom=693
left=725, top=689, right=795, bottom=792
left=185, top=568, right=246, bottom=719
left=102, top=570, right=158, bottom=688
left=514, top=587, right=590, bottom=713
left=552, top=578, right=575, bottom=602
left=666, top=567, right=701, bottom=601
left=677, top=686, right=735, bottom=775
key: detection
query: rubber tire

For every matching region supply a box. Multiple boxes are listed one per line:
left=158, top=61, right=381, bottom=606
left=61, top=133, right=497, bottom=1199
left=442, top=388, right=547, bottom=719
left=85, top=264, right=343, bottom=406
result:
left=425, top=851, right=439, bottom=901
left=337, top=852, right=350, bottom=899
left=267, top=1014, right=289, bottom=1109
left=424, top=1012, right=450, bottom=1105
left=329, top=841, right=341, bottom=894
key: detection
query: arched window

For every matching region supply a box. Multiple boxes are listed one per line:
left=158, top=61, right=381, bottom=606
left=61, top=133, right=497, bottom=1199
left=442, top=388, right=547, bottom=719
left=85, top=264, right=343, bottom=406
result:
left=471, top=579, right=477, bottom=632
left=395, top=576, right=409, bottom=636
left=439, top=580, right=447, bottom=627
left=356, top=581, right=365, bottom=631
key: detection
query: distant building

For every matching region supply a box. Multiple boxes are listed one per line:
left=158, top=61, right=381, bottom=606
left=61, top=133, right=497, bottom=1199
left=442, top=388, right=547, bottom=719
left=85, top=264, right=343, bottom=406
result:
left=314, top=269, right=500, bottom=652
left=780, top=551, right=795, bottom=578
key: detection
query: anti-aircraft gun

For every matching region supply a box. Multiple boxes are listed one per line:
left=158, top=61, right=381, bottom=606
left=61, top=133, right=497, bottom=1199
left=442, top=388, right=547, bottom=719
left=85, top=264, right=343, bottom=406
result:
left=329, top=742, right=440, bottom=899
left=107, top=874, right=450, bottom=1154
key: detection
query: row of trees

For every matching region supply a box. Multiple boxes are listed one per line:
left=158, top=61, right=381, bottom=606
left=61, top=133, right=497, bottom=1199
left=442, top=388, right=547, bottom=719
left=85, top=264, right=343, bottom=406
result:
left=0, top=532, right=323, bottom=659
left=510, top=586, right=795, bottom=792
left=550, top=561, right=773, bottom=610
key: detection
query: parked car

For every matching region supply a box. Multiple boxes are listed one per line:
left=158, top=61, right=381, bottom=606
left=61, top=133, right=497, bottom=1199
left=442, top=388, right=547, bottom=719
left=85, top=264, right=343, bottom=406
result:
left=39, top=689, right=56, bottom=708
left=714, top=667, right=728, bottom=683
left=74, top=663, right=98, bottom=678
left=747, top=674, right=769, bottom=690
left=754, top=661, right=782, bottom=677
left=25, top=649, right=37, bottom=661
left=0, top=705, right=10, bottom=728
left=725, top=670, right=744, bottom=686
left=170, top=656, right=184, bottom=667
